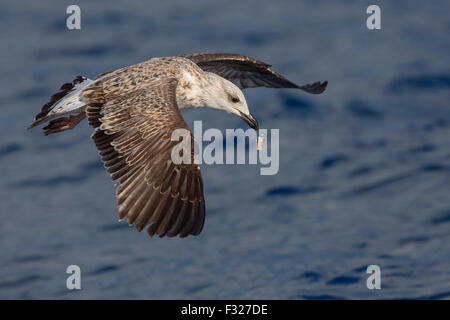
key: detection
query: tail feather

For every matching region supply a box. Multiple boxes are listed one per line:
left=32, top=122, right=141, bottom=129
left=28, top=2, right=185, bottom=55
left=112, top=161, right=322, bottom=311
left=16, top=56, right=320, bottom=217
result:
left=42, top=113, right=86, bottom=135
left=28, top=76, right=94, bottom=130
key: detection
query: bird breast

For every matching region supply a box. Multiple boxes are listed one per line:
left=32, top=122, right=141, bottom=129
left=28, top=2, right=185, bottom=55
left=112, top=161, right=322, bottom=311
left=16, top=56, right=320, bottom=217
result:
left=176, top=70, right=207, bottom=110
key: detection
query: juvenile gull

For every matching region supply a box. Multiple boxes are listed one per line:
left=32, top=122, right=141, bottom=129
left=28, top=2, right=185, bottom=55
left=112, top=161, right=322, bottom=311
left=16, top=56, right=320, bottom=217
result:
left=28, top=53, right=328, bottom=238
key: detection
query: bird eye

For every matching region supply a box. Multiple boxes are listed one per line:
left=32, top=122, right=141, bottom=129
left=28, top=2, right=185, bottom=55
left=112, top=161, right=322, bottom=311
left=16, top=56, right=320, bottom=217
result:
left=231, top=97, right=240, bottom=103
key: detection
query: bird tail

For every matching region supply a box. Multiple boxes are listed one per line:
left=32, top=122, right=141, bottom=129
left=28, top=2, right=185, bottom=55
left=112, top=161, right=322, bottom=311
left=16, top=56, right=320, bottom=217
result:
left=27, top=76, right=94, bottom=134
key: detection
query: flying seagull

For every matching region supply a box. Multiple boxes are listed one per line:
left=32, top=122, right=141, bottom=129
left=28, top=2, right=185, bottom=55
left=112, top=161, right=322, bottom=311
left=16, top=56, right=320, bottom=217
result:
left=28, top=53, right=327, bottom=238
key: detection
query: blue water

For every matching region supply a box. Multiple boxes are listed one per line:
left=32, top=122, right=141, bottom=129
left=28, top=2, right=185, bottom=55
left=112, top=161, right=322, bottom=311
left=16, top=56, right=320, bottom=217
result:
left=0, top=0, right=449, bottom=299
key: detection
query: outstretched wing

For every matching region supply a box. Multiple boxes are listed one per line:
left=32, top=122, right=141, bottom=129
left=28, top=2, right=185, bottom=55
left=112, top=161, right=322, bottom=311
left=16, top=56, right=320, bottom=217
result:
left=179, top=53, right=328, bottom=93
left=83, top=74, right=205, bottom=238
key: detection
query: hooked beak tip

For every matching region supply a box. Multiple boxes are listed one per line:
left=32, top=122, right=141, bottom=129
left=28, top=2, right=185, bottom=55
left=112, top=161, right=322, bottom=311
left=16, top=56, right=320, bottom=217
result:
left=239, top=112, right=259, bottom=131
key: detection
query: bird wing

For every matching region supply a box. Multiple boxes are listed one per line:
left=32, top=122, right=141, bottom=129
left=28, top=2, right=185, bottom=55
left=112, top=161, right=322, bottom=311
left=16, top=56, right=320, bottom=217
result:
left=179, top=53, right=328, bottom=93
left=83, top=73, right=205, bottom=238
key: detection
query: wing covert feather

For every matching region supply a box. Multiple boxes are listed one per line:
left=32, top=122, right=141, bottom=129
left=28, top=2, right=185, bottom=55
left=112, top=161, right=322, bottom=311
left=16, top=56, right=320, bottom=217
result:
left=180, top=53, right=328, bottom=93
left=85, top=72, right=205, bottom=238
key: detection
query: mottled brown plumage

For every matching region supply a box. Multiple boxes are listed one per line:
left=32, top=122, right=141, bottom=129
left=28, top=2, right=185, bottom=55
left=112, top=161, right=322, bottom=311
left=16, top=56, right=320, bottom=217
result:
left=86, top=71, right=205, bottom=238
left=28, top=53, right=328, bottom=238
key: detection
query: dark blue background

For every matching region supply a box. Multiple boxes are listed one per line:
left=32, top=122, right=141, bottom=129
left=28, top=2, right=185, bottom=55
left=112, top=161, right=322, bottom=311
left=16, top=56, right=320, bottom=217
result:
left=0, top=0, right=449, bottom=299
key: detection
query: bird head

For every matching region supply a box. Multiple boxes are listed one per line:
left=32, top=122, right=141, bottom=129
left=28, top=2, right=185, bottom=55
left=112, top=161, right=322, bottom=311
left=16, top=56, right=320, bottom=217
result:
left=204, top=72, right=259, bottom=131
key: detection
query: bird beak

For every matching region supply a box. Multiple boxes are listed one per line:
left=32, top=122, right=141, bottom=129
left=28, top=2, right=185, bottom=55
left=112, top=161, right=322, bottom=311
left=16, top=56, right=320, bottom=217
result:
left=239, top=112, right=259, bottom=131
